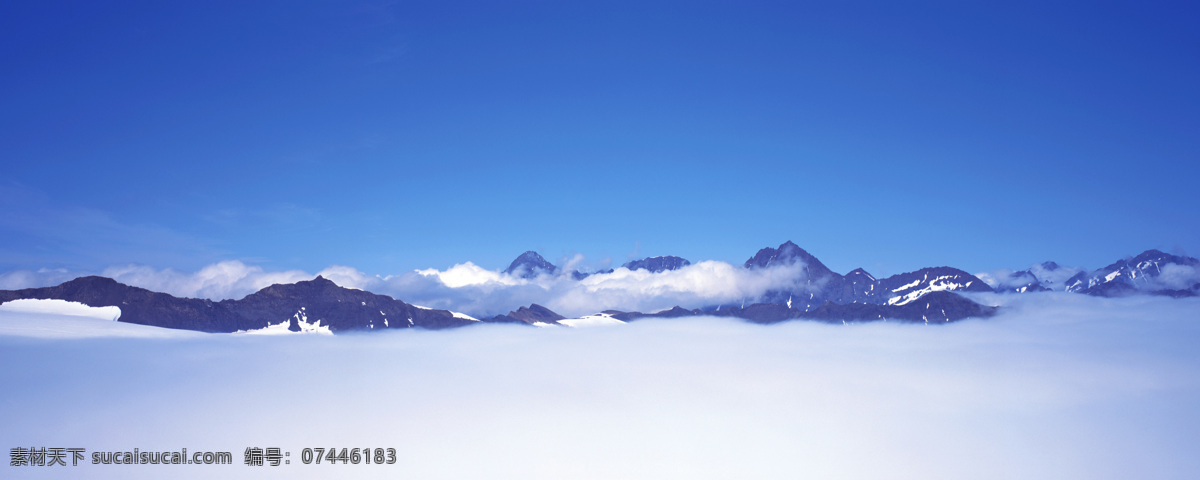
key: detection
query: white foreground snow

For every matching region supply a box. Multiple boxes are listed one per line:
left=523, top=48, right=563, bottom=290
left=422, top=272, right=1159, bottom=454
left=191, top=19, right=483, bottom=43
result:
left=0, top=298, right=121, bottom=320
left=0, top=299, right=200, bottom=339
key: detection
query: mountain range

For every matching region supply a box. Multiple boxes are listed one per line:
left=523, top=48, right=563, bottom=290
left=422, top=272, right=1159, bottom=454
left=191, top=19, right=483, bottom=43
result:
left=0, top=275, right=476, bottom=333
left=2, top=242, right=1196, bottom=333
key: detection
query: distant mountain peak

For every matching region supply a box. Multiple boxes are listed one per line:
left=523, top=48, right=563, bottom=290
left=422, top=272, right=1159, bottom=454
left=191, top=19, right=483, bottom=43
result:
left=483, top=303, right=566, bottom=325
left=623, top=256, right=691, bottom=273
left=743, top=241, right=838, bottom=291
left=745, top=241, right=817, bottom=268
left=504, top=251, right=557, bottom=279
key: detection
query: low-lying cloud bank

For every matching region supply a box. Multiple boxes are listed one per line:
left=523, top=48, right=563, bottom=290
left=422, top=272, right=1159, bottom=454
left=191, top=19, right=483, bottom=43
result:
left=2, top=293, right=1198, bottom=479
left=0, top=259, right=817, bottom=317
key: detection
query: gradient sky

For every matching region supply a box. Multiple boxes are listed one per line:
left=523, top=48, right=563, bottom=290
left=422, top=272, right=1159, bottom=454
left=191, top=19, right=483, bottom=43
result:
left=3, top=1, right=1198, bottom=279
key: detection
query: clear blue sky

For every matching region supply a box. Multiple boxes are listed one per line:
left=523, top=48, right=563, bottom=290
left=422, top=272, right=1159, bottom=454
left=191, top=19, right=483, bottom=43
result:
left=2, top=1, right=1198, bottom=278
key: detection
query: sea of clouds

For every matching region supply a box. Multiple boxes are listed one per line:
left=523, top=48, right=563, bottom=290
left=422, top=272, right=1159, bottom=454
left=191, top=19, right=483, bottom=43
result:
left=2, top=292, right=1199, bottom=479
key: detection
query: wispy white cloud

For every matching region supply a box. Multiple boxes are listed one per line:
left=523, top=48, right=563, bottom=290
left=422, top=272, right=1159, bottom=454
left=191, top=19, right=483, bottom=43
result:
left=0, top=268, right=80, bottom=290
left=382, top=259, right=815, bottom=317
left=1150, top=263, right=1200, bottom=290
left=977, top=262, right=1086, bottom=291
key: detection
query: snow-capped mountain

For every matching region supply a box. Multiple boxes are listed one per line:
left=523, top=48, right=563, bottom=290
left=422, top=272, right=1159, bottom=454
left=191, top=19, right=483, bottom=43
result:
left=744, top=241, right=993, bottom=310
left=1065, top=249, right=1200, bottom=297
left=980, top=250, right=1199, bottom=298
left=877, top=267, right=993, bottom=306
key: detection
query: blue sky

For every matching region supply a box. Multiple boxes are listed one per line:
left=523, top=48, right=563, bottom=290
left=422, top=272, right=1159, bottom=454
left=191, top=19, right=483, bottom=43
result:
left=2, top=1, right=1198, bottom=279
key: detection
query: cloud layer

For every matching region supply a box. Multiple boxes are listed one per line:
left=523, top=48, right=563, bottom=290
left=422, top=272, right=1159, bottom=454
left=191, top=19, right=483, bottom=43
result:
left=2, top=293, right=1198, bottom=479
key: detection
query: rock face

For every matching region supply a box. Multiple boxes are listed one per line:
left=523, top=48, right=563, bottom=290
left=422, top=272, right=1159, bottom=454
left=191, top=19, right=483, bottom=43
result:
left=0, top=276, right=475, bottom=333
left=622, top=256, right=691, bottom=273
left=504, top=251, right=558, bottom=279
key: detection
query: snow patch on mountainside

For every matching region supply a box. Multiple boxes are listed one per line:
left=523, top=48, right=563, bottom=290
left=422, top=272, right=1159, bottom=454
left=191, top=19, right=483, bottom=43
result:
left=0, top=301, right=199, bottom=339
left=888, top=276, right=973, bottom=306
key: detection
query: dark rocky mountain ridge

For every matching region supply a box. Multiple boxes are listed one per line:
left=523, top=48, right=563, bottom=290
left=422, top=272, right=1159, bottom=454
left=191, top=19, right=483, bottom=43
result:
left=4, top=243, right=1191, bottom=333
left=0, top=275, right=474, bottom=333
left=622, top=256, right=692, bottom=273
left=483, top=304, right=566, bottom=325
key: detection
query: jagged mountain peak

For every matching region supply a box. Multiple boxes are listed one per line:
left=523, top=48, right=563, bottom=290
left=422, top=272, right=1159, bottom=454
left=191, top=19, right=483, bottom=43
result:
left=744, top=241, right=834, bottom=275
left=1128, top=249, right=1197, bottom=266
left=504, top=251, right=558, bottom=278
left=483, top=303, right=567, bottom=325
left=846, top=268, right=875, bottom=279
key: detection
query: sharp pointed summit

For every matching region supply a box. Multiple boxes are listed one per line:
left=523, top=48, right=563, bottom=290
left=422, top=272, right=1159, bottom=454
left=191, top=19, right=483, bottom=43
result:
left=504, top=251, right=558, bottom=279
